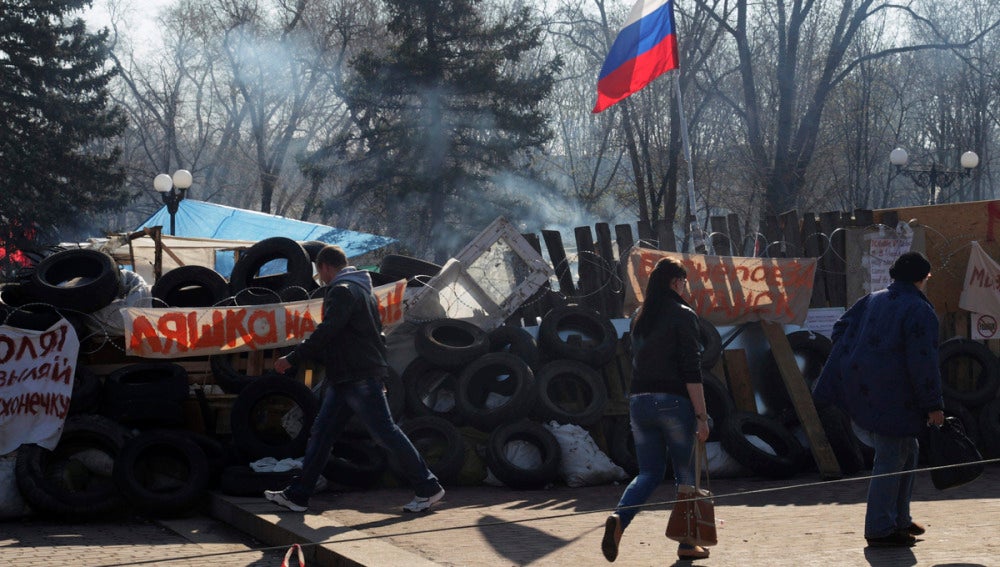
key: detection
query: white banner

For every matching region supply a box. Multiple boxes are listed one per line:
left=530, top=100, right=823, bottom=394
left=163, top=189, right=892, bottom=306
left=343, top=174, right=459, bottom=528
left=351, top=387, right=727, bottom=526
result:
left=123, top=279, right=407, bottom=358
left=959, top=241, right=1000, bottom=319
left=0, top=319, right=79, bottom=455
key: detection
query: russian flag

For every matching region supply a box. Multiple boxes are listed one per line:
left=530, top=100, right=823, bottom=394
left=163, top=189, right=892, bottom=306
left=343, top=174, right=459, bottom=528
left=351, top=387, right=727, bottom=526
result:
left=593, top=0, right=679, bottom=113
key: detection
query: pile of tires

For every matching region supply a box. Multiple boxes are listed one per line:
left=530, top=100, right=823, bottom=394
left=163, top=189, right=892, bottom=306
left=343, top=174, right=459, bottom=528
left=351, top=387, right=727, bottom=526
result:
left=14, top=414, right=221, bottom=519
left=929, top=338, right=1000, bottom=459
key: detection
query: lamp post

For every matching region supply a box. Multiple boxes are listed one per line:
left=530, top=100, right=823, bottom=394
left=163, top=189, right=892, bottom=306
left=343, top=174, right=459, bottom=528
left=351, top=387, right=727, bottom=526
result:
left=153, top=169, right=193, bottom=235
left=889, top=148, right=979, bottom=205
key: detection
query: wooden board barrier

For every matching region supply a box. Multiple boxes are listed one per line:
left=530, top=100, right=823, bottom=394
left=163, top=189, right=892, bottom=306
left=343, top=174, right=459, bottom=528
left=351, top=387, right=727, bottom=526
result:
left=760, top=321, right=842, bottom=479
left=721, top=349, right=756, bottom=413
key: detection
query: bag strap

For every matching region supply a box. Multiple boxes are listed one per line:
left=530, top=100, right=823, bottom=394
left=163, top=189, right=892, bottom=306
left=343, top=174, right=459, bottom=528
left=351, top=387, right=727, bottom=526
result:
left=694, top=440, right=711, bottom=492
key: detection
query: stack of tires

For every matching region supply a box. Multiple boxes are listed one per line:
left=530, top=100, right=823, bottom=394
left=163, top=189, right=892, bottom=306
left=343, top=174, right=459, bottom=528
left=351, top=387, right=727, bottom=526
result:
left=933, top=338, right=1000, bottom=461
left=396, top=305, right=627, bottom=490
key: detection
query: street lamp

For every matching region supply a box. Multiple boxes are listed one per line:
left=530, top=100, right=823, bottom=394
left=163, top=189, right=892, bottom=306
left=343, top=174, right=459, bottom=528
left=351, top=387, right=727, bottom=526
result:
left=889, top=148, right=979, bottom=205
left=153, top=169, right=193, bottom=235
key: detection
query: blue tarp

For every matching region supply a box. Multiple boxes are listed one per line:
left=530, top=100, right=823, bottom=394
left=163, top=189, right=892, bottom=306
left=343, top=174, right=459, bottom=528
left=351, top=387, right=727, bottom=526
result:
left=138, top=200, right=395, bottom=254
left=137, top=200, right=396, bottom=275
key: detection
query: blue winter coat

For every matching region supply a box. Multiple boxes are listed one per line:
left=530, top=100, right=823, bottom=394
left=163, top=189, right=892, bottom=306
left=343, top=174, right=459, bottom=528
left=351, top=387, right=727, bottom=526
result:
left=812, top=282, right=944, bottom=437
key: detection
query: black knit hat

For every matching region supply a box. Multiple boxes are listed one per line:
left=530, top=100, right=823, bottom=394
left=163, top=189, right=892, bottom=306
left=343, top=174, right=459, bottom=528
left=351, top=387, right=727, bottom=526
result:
left=889, top=251, right=931, bottom=283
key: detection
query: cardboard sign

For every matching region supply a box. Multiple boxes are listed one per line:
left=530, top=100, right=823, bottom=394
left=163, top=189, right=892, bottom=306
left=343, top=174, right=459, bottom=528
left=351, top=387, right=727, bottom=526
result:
left=0, top=320, right=79, bottom=455
left=625, top=249, right=817, bottom=326
left=123, top=279, right=406, bottom=358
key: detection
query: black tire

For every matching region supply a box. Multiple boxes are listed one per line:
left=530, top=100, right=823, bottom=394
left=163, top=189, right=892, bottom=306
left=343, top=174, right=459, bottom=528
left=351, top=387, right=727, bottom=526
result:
left=1, top=304, right=65, bottom=331
left=399, top=415, right=467, bottom=484
left=322, top=439, right=389, bottom=488
left=488, top=325, right=541, bottom=370
left=701, top=370, right=735, bottom=442
left=14, top=415, right=130, bottom=519
left=176, top=430, right=232, bottom=486
left=759, top=331, right=833, bottom=420
left=531, top=359, right=608, bottom=426
left=218, top=465, right=298, bottom=496
left=720, top=412, right=804, bottom=479
left=538, top=305, right=617, bottom=368
left=367, top=270, right=400, bottom=287
left=486, top=419, right=561, bottom=489
left=301, top=240, right=327, bottom=262
left=104, top=362, right=190, bottom=402
left=402, top=357, right=463, bottom=423
left=378, top=254, right=442, bottom=283
left=69, top=365, right=103, bottom=415
left=151, top=266, right=229, bottom=308
left=229, top=237, right=314, bottom=296
left=209, top=350, right=294, bottom=395
left=976, top=398, right=1000, bottom=458
left=607, top=416, right=638, bottom=476
left=698, top=317, right=723, bottom=369
left=101, top=398, right=187, bottom=429
left=816, top=405, right=865, bottom=475
left=938, top=338, right=1000, bottom=408
left=230, top=374, right=319, bottom=461
left=113, top=429, right=211, bottom=517
left=29, top=249, right=121, bottom=312
left=414, top=319, right=490, bottom=369
left=456, top=352, right=536, bottom=430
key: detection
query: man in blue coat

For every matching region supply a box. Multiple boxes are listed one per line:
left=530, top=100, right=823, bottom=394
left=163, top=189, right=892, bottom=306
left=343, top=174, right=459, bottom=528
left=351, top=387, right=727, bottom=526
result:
left=813, top=251, right=945, bottom=547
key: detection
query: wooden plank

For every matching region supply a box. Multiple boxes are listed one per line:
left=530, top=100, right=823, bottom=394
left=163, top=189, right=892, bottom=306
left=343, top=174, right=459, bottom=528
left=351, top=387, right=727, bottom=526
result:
left=760, top=321, right=842, bottom=479
left=614, top=223, right=635, bottom=277
left=801, top=212, right=829, bottom=308
left=762, top=213, right=782, bottom=257
left=881, top=210, right=899, bottom=229
left=819, top=211, right=848, bottom=307
left=595, top=223, right=622, bottom=317
left=779, top=210, right=802, bottom=258
left=727, top=213, right=744, bottom=256
left=853, top=209, right=874, bottom=227
left=722, top=349, right=757, bottom=413
left=655, top=219, right=676, bottom=252
left=575, top=226, right=604, bottom=313
left=520, top=233, right=542, bottom=255
left=710, top=216, right=732, bottom=256
left=542, top=229, right=576, bottom=297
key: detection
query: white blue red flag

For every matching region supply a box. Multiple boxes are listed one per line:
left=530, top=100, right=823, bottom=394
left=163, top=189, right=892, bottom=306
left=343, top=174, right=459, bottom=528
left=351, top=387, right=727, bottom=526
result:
left=593, top=0, right=679, bottom=113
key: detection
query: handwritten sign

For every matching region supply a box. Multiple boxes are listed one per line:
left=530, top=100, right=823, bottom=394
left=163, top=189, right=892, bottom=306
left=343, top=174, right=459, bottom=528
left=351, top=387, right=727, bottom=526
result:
left=123, top=279, right=406, bottom=358
left=625, top=249, right=817, bottom=326
left=866, top=234, right=912, bottom=293
left=959, top=241, right=1000, bottom=320
left=0, top=320, right=79, bottom=454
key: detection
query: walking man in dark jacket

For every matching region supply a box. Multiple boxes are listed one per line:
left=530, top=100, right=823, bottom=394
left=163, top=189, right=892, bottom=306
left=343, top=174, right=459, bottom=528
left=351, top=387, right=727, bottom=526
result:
left=813, top=251, right=944, bottom=547
left=264, top=245, right=444, bottom=513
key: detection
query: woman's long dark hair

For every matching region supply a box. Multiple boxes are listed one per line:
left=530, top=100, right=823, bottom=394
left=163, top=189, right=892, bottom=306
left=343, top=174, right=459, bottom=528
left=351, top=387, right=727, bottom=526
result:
left=632, top=258, right=687, bottom=338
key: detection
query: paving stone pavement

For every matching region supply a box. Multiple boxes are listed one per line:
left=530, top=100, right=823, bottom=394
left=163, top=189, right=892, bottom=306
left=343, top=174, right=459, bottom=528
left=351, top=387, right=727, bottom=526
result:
left=229, top=465, right=1000, bottom=567
left=0, top=513, right=288, bottom=567
left=4, top=467, right=999, bottom=566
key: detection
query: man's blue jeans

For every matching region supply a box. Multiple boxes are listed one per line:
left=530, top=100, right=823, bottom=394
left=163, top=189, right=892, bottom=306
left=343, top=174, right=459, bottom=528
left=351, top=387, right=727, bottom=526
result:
left=615, top=393, right=697, bottom=529
left=865, top=431, right=918, bottom=538
left=287, top=376, right=441, bottom=504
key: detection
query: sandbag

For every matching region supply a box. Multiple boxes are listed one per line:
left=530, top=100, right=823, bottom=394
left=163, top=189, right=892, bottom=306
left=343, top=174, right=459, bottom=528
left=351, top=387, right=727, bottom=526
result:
left=543, top=421, right=627, bottom=487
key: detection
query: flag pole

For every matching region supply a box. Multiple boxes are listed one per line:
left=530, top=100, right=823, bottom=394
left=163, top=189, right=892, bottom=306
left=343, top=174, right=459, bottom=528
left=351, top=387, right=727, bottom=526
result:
left=673, top=71, right=706, bottom=253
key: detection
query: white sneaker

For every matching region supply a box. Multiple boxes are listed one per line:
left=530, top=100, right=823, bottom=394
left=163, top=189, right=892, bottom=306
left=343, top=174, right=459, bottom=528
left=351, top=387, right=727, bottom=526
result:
left=264, top=489, right=307, bottom=512
left=402, top=488, right=445, bottom=513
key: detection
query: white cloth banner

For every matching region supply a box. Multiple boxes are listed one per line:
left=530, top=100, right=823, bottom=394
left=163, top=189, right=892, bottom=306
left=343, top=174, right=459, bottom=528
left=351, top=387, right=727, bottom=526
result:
left=959, top=241, right=1000, bottom=318
left=0, top=320, right=79, bottom=455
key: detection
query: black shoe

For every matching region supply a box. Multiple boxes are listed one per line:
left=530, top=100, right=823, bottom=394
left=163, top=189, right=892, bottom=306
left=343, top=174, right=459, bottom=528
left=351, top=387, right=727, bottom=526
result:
left=906, top=521, right=925, bottom=536
left=601, top=514, right=622, bottom=562
left=866, top=531, right=916, bottom=547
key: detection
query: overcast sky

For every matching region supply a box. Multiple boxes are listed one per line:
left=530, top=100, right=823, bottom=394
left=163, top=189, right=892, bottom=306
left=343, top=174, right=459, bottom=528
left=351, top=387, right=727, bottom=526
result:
left=81, top=0, right=176, bottom=57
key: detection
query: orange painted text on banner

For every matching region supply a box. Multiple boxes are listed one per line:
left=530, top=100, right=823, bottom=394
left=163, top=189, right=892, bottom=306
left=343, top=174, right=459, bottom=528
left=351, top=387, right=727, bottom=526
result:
left=123, top=279, right=406, bottom=358
left=624, top=249, right=817, bottom=326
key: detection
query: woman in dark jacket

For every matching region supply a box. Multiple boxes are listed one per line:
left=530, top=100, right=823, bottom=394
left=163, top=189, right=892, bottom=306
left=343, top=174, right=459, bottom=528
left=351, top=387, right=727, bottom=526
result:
left=602, top=258, right=711, bottom=562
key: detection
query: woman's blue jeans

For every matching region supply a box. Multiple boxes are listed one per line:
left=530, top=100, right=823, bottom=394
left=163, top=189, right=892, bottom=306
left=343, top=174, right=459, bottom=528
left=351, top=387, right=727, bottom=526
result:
left=865, top=431, right=918, bottom=538
left=287, top=376, right=441, bottom=504
left=615, top=393, right=696, bottom=530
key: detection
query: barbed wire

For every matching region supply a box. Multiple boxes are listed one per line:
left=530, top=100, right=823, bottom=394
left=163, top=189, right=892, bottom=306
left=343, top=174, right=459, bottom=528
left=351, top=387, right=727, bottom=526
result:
left=91, top=457, right=1000, bottom=567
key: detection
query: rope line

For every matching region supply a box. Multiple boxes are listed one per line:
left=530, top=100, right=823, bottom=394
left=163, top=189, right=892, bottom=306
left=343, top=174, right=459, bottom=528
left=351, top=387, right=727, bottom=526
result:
left=90, top=457, right=1000, bottom=567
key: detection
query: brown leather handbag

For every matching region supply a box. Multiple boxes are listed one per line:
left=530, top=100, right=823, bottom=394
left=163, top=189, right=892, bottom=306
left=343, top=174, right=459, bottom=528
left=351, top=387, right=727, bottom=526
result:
left=665, top=441, right=718, bottom=546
